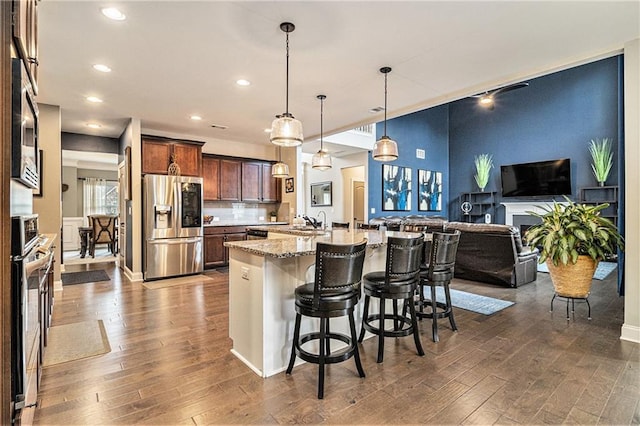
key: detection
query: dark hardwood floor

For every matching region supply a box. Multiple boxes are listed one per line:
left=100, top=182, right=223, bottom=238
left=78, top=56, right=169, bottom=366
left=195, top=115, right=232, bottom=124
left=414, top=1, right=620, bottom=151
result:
left=34, top=262, right=639, bottom=425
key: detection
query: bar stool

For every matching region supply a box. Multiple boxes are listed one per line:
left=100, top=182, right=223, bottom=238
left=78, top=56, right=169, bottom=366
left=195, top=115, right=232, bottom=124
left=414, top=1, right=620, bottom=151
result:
left=417, top=230, right=461, bottom=342
left=286, top=241, right=367, bottom=399
left=358, top=234, right=424, bottom=363
left=331, top=221, right=350, bottom=229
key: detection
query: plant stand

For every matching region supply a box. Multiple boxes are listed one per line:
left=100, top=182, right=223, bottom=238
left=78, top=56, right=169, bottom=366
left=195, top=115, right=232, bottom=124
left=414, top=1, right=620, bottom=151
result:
left=550, top=293, right=591, bottom=321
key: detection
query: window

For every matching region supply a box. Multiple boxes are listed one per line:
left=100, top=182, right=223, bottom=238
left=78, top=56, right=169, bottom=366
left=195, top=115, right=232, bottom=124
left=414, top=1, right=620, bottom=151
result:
left=83, top=178, right=118, bottom=218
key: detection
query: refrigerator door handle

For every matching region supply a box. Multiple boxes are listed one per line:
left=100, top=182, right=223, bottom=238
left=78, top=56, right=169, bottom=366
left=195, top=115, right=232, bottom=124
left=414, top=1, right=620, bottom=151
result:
left=148, top=237, right=201, bottom=245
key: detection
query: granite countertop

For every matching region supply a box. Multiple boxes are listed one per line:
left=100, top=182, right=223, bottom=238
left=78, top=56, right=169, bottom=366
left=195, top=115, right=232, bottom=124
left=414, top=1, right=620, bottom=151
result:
left=224, top=230, right=423, bottom=258
left=38, top=233, right=57, bottom=252
left=204, top=221, right=289, bottom=227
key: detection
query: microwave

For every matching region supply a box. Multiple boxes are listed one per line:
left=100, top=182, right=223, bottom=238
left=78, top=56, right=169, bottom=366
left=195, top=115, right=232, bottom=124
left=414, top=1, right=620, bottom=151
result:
left=11, top=58, right=39, bottom=190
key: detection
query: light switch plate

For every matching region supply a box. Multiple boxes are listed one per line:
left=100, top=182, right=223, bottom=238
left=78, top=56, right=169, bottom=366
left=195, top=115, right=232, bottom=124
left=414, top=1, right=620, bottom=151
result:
left=371, top=208, right=376, bottom=214
left=416, top=148, right=425, bottom=159
left=241, top=267, right=249, bottom=280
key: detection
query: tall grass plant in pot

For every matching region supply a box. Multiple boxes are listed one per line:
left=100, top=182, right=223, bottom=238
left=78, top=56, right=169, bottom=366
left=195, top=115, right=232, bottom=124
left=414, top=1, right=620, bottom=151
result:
left=473, top=154, right=493, bottom=192
left=525, top=198, right=624, bottom=297
left=589, top=138, right=614, bottom=187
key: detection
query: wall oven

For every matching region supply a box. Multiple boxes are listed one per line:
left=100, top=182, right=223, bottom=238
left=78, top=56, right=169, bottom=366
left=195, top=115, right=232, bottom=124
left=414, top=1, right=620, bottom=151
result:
left=11, top=57, right=40, bottom=190
left=10, top=215, right=51, bottom=421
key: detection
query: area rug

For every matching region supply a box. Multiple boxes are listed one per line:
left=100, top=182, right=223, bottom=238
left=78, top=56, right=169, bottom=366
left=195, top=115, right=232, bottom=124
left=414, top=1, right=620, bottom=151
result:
left=428, top=287, right=515, bottom=315
left=43, top=320, right=111, bottom=367
left=61, top=270, right=110, bottom=285
left=537, top=261, right=617, bottom=280
left=142, top=274, right=216, bottom=290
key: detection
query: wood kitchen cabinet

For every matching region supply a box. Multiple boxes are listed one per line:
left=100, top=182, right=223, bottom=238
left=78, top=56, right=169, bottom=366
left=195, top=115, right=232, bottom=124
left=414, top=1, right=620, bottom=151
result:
left=241, top=161, right=280, bottom=202
left=203, top=156, right=241, bottom=201
left=142, top=136, right=203, bottom=176
left=204, top=226, right=246, bottom=269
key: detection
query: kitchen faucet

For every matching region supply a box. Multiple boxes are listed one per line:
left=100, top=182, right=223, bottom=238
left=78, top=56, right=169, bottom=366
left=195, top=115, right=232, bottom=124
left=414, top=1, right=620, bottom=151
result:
left=317, top=211, right=327, bottom=230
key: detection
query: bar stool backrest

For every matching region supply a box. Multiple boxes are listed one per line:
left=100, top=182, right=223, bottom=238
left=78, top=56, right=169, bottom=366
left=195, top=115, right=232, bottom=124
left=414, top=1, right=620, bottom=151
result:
left=428, top=230, right=461, bottom=275
left=313, top=241, right=367, bottom=307
left=331, top=221, right=350, bottom=229
left=385, top=236, right=424, bottom=283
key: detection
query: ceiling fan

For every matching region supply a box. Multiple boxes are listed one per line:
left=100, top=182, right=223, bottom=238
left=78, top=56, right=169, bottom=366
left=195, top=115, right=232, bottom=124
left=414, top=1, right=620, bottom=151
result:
left=472, top=82, right=529, bottom=110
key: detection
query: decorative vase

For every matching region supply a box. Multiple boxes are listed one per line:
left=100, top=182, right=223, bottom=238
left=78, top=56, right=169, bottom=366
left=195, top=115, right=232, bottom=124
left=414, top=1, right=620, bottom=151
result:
left=546, top=256, right=598, bottom=298
left=598, top=181, right=605, bottom=187
left=479, top=186, right=485, bottom=192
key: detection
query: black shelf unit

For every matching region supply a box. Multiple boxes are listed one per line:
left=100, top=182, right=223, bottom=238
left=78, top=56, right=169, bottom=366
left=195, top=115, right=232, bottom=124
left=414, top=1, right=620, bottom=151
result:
left=458, top=191, right=496, bottom=223
left=580, top=185, right=619, bottom=225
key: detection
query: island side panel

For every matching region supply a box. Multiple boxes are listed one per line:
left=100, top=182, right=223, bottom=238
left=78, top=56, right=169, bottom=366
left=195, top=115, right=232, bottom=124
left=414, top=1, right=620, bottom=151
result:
left=228, top=248, right=266, bottom=376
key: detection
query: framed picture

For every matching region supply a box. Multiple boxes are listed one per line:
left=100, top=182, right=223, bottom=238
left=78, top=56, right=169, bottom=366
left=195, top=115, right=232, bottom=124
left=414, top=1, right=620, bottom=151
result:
left=285, top=177, right=294, bottom=193
left=418, top=169, right=442, bottom=211
left=33, top=149, right=43, bottom=197
left=382, top=164, right=411, bottom=211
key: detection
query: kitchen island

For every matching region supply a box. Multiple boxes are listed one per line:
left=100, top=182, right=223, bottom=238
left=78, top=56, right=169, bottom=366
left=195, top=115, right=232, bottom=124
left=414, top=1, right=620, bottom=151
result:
left=224, top=229, right=414, bottom=377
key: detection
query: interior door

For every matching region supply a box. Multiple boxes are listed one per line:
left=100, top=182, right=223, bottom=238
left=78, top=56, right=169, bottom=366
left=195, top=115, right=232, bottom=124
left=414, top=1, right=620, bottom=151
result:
left=353, top=180, right=365, bottom=228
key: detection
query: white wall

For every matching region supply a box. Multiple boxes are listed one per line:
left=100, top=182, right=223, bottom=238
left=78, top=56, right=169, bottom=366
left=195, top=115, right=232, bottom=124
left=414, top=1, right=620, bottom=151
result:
left=622, top=38, right=640, bottom=343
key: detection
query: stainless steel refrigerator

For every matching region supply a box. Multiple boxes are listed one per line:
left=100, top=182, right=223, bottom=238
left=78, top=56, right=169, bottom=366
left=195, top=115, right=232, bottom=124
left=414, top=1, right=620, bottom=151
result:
left=143, top=174, right=203, bottom=280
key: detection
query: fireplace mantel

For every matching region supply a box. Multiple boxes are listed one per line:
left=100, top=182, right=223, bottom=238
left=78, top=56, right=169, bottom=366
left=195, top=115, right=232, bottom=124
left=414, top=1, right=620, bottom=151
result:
left=501, top=201, right=567, bottom=225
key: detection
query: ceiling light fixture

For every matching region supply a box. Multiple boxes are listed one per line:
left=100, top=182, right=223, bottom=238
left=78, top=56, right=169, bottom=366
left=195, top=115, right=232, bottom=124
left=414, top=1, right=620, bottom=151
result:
left=312, top=94, right=332, bottom=170
left=271, top=146, right=289, bottom=178
left=479, top=94, right=494, bottom=107
left=86, top=123, right=101, bottom=129
left=190, top=115, right=202, bottom=121
left=270, top=22, right=303, bottom=147
left=92, top=64, right=112, bottom=73
left=236, top=79, right=251, bottom=86
left=372, top=67, right=399, bottom=162
left=101, top=7, right=126, bottom=21
left=86, top=96, right=103, bottom=103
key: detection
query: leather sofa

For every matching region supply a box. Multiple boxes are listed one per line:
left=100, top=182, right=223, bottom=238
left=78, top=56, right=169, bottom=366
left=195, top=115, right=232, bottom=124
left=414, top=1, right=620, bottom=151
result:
left=443, top=222, right=538, bottom=287
left=367, top=215, right=538, bottom=287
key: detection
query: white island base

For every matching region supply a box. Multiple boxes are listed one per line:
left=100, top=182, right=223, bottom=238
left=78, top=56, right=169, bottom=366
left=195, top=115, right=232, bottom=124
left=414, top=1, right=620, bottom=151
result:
left=228, top=245, right=386, bottom=378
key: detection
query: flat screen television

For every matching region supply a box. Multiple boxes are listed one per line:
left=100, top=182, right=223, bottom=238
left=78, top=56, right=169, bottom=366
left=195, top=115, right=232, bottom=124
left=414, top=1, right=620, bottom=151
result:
left=500, top=158, right=571, bottom=197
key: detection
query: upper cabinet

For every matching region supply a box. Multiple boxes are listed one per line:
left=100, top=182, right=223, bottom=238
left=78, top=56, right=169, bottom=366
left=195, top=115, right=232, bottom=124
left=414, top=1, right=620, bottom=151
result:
left=142, top=136, right=203, bottom=177
left=203, top=156, right=279, bottom=203
left=12, top=0, right=39, bottom=93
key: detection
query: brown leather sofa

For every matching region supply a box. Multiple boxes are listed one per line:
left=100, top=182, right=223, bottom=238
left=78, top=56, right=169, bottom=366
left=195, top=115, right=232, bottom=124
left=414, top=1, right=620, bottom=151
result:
left=443, top=222, right=538, bottom=287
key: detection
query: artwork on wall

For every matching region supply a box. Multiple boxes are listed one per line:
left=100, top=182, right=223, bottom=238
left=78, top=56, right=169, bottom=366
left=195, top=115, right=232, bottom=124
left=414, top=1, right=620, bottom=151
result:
left=285, top=177, right=294, bottom=193
left=382, top=165, right=412, bottom=211
left=418, top=169, right=442, bottom=211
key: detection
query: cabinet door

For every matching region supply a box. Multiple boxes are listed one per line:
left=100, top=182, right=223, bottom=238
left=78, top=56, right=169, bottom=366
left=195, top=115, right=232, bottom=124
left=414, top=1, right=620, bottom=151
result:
left=261, top=163, right=280, bottom=202
left=241, top=162, right=262, bottom=202
left=142, top=139, right=171, bottom=175
left=173, top=143, right=202, bottom=177
left=204, top=234, right=226, bottom=269
left=224, top=232, right=247, bottom=263
left=220, top=160, right=241, bottom=201
left=202, top=157, right=220, bottom=200
left=13, top=0, right=39, bottom=93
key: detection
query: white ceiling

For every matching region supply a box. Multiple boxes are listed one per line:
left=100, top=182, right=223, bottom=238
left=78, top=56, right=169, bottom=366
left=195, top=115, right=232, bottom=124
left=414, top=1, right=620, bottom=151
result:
left=37, top=1, right=639, bottom=156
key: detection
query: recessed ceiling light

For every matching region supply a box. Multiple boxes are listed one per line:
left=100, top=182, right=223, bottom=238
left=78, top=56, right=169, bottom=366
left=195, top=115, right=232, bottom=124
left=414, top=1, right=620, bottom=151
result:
left=86, top=123, right=102, bottom=129
left=190, top=115, right=203, bottom=121
left=369, top=106, right=385, bottom=114
left=101, top=7, right=126, bottom=21
left=86, top=96, right=103, bottom=103
left=264, top=128, right=272, bottom=133
left=236, top=79, right=251, bottom=86
left=92, top=64, right=112, bottom=73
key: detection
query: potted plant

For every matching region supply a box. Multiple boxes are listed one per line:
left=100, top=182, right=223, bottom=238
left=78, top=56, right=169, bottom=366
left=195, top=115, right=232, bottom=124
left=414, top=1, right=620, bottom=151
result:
left=589, top=138, right=614, bottom=187
left=474, top=153, right=493, bottom=192
left=270, top=210, right=278, bottom=222
left=525, top=198, right=624, bottom=298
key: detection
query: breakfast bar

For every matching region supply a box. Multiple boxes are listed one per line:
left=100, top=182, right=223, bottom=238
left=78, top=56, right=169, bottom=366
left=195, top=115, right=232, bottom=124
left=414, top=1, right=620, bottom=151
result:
left=224, top=229, right=393, bottom=377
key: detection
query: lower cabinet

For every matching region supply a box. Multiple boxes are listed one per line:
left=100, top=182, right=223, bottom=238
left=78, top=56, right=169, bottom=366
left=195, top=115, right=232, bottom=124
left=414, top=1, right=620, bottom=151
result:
left=204, top=226, right=247, bottom=269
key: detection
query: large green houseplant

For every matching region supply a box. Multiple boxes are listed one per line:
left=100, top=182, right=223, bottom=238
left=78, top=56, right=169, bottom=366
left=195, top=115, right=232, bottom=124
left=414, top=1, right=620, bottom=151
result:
left=525, top=198, right=624, bottom=297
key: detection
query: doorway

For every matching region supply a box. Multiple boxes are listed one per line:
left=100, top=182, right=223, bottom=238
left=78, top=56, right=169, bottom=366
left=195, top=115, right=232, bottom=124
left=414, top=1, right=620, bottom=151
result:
left=352, top=180, right=365, bottom=229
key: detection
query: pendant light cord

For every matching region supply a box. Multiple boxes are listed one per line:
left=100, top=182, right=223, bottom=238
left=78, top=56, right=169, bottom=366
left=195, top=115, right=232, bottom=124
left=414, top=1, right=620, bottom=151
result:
left=320, top=96, right=324, bottom=150
left=285, top=32, right=290, bottom=115
left=383, top=71, right=388, bottom=137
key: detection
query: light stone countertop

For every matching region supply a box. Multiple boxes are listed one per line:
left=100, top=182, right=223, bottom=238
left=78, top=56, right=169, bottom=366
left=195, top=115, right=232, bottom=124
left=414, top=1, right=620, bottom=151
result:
left=224, top=230, right=423, bottom=258
left=204, top=221, right=289, bottom=227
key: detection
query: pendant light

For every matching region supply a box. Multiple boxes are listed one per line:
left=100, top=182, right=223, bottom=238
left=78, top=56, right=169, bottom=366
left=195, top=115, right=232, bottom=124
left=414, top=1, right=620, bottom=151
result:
left=372, top=66, right=399, bottom=162
left=270, top=22, right=303, bottom=147
left=312, top=94, right=332, bottom=170
left=271, top=146, right=289, bottom=178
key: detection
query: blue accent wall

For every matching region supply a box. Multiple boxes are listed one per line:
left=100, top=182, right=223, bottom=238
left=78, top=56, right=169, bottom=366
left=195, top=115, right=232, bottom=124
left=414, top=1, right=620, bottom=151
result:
left=367, top=56, right=622, bottom=224
left=368, top=105, right=449, bottom=218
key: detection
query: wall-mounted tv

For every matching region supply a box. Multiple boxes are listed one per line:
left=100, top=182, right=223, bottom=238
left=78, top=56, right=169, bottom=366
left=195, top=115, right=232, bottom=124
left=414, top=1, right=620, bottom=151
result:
left=501, top=158, right=572, bottom=197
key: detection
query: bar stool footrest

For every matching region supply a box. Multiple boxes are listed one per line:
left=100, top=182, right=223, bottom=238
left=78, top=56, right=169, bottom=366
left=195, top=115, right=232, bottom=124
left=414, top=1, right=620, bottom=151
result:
left=295, top=332, right=358, bottom=365
left=362, top=313, right=415, bottom=338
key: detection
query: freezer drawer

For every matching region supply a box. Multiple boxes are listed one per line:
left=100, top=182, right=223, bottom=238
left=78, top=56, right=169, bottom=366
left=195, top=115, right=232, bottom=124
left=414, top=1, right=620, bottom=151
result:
left=144, top=237, right=203, bottom=280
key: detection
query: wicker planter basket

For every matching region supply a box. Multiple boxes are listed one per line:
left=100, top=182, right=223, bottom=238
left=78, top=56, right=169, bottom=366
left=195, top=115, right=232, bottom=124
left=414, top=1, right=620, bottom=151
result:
left=546, top=256, right=598, bottom=298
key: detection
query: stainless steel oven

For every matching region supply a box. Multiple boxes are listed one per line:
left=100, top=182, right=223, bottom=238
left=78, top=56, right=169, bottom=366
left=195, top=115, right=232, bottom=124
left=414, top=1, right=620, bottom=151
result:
left=10, top=215, right=51, bottom=420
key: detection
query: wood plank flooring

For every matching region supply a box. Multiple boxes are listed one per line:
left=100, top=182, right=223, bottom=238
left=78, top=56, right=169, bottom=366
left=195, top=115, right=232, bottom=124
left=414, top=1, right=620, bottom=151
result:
left=34, top=263, right=639, bottom=425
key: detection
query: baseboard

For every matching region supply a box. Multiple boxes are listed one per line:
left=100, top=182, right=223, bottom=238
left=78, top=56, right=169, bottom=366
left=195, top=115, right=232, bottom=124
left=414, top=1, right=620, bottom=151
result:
left=54, top=279, right=63, bottom=292
left=620, top=324, right=640, bottom=343
left=124, top=267, right=143, bottom=282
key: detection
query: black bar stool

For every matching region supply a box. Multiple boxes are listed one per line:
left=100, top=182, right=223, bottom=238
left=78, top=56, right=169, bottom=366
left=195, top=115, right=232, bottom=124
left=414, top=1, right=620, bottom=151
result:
left=331, top=221, right=350, bottom=229
left=286, top=241, right=367, bottom=399
left=358, top=234, right=424, bottom=363
left=417, top=230, right=461, bottom=342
